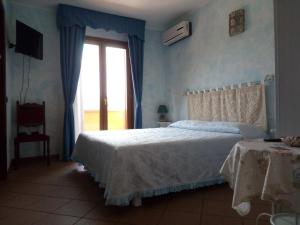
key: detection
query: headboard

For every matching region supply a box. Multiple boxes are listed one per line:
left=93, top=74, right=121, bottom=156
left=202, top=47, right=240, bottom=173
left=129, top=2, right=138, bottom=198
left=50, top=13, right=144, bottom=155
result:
left=187, top=83, right=267, bottom=130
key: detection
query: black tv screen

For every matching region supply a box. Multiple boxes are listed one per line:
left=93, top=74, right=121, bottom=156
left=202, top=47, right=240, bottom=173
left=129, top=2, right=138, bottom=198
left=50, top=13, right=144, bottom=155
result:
left=15, top=20, right=43, bottom=60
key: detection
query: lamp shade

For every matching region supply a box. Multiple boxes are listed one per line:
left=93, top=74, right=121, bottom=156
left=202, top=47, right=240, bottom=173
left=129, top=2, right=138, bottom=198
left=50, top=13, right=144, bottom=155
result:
left=157, top=105, right=168, bottom=114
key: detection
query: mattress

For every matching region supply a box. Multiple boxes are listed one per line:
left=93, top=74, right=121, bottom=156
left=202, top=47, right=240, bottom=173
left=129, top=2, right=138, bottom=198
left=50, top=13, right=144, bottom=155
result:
left=72, top=125, right=245, bottom=206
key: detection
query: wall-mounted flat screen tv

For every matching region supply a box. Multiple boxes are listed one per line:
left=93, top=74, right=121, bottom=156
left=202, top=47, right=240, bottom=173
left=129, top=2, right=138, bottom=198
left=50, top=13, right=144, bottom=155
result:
left=15, top=20, right=43, bottom=60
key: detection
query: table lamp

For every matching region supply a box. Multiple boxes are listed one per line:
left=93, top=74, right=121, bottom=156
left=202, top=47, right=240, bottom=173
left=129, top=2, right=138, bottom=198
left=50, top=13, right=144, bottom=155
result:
left=157, top=105, right=168, bottom=122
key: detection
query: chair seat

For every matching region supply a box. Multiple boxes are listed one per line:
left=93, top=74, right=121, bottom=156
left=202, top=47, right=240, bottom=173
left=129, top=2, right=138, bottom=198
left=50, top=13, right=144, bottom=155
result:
left=15, top=134, right=49, bottom=143
left=14, top=101, right=50, bottom=169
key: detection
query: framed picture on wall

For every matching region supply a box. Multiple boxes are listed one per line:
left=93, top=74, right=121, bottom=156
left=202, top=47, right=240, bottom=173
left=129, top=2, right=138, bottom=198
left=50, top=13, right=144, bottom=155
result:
left=229, top=9, right=245, bottom=36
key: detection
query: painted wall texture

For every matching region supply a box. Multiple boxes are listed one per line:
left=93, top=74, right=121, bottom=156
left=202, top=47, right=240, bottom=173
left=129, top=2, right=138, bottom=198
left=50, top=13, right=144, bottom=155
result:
left=142, top=29, right=167, bottom=128
left=5, top=0, right=276, bottom=163
left=7, top=2, right=64, bottom=160
left=5, top=2, right=166, bottom=161
left=164, top=0, right=275, bottom=122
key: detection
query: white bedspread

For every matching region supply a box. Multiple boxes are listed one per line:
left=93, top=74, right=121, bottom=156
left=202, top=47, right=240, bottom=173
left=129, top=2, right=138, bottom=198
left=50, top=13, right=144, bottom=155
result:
left=72, top=127, right=242, bottom=205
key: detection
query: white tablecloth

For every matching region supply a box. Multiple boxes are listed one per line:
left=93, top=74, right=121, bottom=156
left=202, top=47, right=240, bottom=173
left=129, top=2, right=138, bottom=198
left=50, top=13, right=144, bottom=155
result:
left=220, top=139, right=300, bottom=216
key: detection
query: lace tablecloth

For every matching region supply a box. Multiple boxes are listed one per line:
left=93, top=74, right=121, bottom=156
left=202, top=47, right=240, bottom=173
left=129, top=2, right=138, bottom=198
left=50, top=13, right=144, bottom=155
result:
left=220, top=139, right=300, bottom=216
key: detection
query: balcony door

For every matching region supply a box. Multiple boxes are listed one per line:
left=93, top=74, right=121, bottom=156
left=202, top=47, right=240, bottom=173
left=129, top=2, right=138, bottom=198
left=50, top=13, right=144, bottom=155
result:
left=79, top=37, right=133, bottom=131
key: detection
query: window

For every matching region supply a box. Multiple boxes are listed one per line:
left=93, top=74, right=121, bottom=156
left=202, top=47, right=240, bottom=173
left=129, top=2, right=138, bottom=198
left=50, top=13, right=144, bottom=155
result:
left=77, top=37, right=133, bottom=131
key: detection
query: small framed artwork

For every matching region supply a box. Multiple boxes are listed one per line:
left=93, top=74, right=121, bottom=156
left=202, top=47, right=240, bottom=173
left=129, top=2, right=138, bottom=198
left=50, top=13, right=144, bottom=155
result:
left=229, top=9, right=245, bottom=37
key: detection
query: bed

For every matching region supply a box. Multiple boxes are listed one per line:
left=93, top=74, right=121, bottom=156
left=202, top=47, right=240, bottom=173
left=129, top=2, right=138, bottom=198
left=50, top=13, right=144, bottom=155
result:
left=72, top=84, right=268, bottom=206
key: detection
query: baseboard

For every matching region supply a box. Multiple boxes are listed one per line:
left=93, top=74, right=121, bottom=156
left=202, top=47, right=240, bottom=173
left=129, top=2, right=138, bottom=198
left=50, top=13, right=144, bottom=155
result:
left=9, top=154, right=60, bottom=170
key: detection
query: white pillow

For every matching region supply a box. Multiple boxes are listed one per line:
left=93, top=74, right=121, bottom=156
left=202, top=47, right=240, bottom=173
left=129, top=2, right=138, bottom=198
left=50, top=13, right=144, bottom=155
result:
left=169, top=120, right=266, bottom=139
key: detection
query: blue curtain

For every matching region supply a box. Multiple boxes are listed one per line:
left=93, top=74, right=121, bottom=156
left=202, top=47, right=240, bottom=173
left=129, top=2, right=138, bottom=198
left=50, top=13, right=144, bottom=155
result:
left=57, top=4, right=145, bottom=158
left=57, top=4, right=145, bottom=41
left=60, top=25, right=86, bottom=161
left=128, top=35, right=144, bottom=129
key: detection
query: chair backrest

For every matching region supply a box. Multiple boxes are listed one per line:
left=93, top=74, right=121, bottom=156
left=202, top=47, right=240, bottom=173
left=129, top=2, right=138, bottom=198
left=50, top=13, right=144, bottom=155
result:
left=16, top=101, right=46, bottom=134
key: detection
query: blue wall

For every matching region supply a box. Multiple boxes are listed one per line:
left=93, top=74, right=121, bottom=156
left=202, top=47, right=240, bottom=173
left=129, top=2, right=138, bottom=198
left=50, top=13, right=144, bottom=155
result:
left=7, top=2, right=64, bottom=159
left=5, top=2, right=166, bottom=161
left=5, top=0, right=276, bottom=162
left=143, top=29, right=166, bottom=128
left=165, top=0, right=275, bottom=122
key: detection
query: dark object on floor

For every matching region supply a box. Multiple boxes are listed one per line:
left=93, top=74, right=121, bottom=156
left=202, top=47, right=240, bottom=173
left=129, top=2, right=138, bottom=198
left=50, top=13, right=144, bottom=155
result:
left=14, top=101, right=50, bottom=169
left=263, top=138, right=282, bottom=142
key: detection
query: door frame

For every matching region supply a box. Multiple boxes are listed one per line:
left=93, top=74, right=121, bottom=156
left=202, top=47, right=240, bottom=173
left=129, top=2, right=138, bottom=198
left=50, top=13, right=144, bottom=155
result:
left=85, top=36, right=134, bottom=130
left=0, top=1, right=7, bottom=180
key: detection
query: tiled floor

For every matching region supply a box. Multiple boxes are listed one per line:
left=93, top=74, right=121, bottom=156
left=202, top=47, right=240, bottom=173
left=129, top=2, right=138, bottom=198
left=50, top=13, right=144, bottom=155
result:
left=0, top=160, right=272, bottom=225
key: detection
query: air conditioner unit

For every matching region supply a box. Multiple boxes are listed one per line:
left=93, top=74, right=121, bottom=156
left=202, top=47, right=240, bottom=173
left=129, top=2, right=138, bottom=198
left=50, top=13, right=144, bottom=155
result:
left=162, top=21, right=192, bottom=46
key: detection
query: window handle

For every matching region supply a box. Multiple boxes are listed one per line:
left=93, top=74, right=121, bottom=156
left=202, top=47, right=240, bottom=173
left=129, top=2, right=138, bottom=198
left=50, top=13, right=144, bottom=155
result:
left=104, top=98, right=107, bottom=106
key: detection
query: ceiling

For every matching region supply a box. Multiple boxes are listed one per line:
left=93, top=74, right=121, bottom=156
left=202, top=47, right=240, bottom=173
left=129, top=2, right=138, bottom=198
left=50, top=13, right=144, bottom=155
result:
left=11, top=0, right=211, bottom=30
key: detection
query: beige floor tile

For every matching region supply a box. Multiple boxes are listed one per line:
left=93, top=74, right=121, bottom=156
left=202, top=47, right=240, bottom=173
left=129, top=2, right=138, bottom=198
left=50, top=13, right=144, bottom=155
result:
left=1, top=182, right=56, bottom=196
left=203, top=185, right=233, bottom=202
left=118, top=207, right=162, bottom=225
left=24, top=183, right=64, bottom=196
left=244, top=203, right=271, bottom=220
left=158, top=211, right=200, bottom=225
left=55, top=200, right=96, bottom=217
left=0, top=192, right=41, bottom=208
left=56, top=186, right=84, bottom=198
left=1, top=160, right=273, bottom=225
left=15, top=182, right=83, bottom=199
left=0, top=181, right=21, bottom=193
left=75, top=186, right=105, bottom=203
left=27, top=175, right=67, bottom=186
left=32, top=214, right=79, bottom=225
left=203, top=200, right=240, bottom=218
left=166, top=193, right=202, bottom=213
left=142, top=195, right=169, bottom=210
left=189, top=189, right=206, bottom=198
left=84, top=205, right=127, bottom=222
left=0, top=208, right=47, bottom=225
left=47, top=186, right=83, bottom=199
left=244, top=219, right=271, bottom=225
left=75, top=218, right=116, bottom=225
left=26, top=196, right=71, bottom=212
left=251, top=198, right=272, bottom=206
left=0, top=180, right=80, bottom=202
left=0, top=206, right=15, bottom=219
left=61, top=172, right=94, bottom=188
left=201, top=215, right=243, bottom=225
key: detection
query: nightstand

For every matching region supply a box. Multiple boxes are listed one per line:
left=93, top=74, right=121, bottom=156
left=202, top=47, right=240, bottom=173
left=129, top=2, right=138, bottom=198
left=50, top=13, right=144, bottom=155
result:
left=157, top=121, right=172, bottom=128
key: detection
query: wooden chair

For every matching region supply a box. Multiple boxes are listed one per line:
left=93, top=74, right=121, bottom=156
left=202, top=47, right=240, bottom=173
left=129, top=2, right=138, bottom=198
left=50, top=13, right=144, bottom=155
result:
left=14, top=101, right=50, bottom=169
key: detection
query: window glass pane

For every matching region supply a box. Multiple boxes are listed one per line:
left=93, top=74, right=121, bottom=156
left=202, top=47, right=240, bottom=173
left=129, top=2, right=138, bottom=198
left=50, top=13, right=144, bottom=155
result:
left=106, top=46, right=127, bottom=130
left=80, top=43, right=100, bottom=131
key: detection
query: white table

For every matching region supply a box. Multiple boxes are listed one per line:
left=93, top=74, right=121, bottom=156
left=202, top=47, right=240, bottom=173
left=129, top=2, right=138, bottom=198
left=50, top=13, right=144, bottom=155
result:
left=220, top=139, right=300, bottom=216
